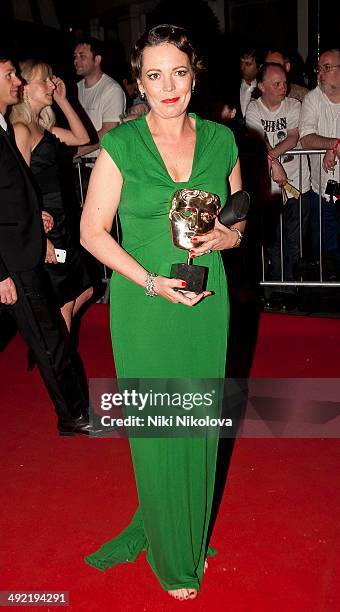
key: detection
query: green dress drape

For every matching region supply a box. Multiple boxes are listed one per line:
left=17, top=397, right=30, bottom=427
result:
left=84, top=114, right=238, bottom=591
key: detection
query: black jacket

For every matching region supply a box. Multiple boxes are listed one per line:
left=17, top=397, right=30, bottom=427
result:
left=0, top=126, right=44, bottom=281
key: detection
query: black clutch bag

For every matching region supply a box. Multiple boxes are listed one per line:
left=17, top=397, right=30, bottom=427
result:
left=218, top=190, right=250, bottom=227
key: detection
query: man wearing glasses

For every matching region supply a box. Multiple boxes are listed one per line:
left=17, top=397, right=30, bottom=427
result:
left=299, top=49, right=340, bottom=279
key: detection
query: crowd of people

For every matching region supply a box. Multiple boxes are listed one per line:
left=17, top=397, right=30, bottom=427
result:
left=207, top=45, right=340, bottom=311
left=3, top=37, right=339, bottom=311
left=0, top=24, right=340, bottom=602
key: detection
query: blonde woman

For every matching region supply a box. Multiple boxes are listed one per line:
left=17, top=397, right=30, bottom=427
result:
left=11, top=60, right=93, bottom=331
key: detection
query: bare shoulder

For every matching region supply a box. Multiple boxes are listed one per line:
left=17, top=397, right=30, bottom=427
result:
left=12, top=121, right=30, bottom=135
left=12, top=122, right=32, bottom=143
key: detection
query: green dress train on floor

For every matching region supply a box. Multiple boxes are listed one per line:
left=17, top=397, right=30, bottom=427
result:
left=84, top=113, right=238, bottom=591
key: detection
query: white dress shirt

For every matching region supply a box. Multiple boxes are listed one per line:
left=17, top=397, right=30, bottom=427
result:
left=299, top=86, right=340, bottom=199
left=240, top=78, right=257, bottom=116
left=0, top=113, right=8, bottom=132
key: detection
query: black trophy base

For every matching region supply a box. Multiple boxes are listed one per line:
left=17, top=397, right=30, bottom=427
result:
left=171, top=263, right=208, bottom=294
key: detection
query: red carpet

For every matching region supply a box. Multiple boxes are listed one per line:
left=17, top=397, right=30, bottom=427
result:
left=0, top=306, right=339, bottom=611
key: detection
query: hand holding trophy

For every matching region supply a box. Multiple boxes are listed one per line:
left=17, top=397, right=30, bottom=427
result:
left=169, top=189, right=220, bottom=293
left=169, top=188, right=250, bottom=294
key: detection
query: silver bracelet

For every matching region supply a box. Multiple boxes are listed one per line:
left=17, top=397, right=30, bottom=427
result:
left=230, top=227, right=243, bottom=248
left=145, top=271, right=158, bottom=297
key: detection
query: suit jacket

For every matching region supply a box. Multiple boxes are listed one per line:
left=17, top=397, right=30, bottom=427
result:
left=0, top=125, right=44, bottom=281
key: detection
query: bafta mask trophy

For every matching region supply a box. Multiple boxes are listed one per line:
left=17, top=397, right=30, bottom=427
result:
left=169, top=189, right=220, bottom=293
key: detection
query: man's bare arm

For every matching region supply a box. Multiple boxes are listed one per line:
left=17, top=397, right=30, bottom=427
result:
left=301, top=133, right=338, bottom=151
left=268, top=128, right=299, bottom=158
left=75, top=121, right=119, bottom=158
left=97, top=121, right=119, bottom=140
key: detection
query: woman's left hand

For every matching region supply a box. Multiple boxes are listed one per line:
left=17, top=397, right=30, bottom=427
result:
left=189, top=220, right=239, bottom=256
left=52, top=76, right=67, bottom=100
left=45, top=238, right=58, bottom=264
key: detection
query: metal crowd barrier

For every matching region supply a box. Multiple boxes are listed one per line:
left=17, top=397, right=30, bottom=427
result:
left=75, top=150, right=340, bottom=300
left=74, top=156, right=120, bottom=304
left=260, top=148, right=340, bottom=288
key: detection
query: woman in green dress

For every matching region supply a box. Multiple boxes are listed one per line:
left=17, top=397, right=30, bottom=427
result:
left=80, top=24, right=244, bottom=602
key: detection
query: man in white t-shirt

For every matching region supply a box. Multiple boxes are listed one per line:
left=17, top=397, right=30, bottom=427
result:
left=300, top=48, right=340, bottom=278
left=73, top=38, right=125, bottom=291
left=74, top=38, right=126, bottom=160
left=246, top=62, right=310, bottom=309
left=265, top=48, right=308, bottom=102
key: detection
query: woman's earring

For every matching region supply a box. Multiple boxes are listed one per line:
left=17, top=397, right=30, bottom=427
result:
left=139, top=91, right=146, bottom=100
left=191, top=84, right=195, bottom=94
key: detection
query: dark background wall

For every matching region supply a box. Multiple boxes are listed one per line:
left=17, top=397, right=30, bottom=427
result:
left=0, top=0, right=338, bottom=88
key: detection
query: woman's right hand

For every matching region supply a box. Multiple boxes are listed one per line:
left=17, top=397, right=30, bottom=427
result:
left=153, top=276, right=212, bottom=306
left=45, top=239, right=58, bottom=264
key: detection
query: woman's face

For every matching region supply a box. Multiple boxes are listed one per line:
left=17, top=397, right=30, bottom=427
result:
left=25, top=67, right=55, bottom=112
left=138, top=43, right=194, bottom=119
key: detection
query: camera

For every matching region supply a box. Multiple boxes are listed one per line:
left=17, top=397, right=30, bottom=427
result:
left=325, top=179, right=340, bottom=202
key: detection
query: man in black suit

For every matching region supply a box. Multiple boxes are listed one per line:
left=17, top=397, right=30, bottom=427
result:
left=0, top=54, right=99, bottom=436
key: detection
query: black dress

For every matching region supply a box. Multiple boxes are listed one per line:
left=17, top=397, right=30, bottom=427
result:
left=30, top=130, right=91, bottom=306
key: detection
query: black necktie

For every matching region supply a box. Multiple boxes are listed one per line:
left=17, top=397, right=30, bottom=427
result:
left=6, top=124, right=13, bottom=141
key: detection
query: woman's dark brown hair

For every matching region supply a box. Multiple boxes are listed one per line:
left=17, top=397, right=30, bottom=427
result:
left=131, top=24, right=204, bottom=79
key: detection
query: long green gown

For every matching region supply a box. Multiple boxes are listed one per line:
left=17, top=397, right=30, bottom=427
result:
left=85, top=113, right=238, bottom=591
